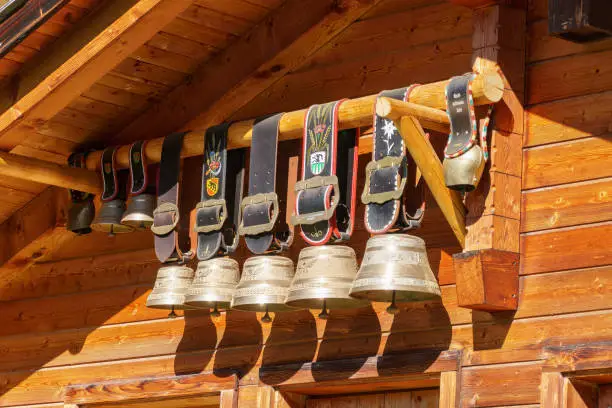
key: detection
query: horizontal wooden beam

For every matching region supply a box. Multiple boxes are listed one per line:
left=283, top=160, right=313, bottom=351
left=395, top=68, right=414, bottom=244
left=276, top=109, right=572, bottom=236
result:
left=0, top=151, right=102, bottom=194
left=389, top=114, right=467, bottom=247
left=87, top=71, right=501, bottom=171
left=0, top=72, right=502, bottom=193
left=65, top=371, right=238, bottom=405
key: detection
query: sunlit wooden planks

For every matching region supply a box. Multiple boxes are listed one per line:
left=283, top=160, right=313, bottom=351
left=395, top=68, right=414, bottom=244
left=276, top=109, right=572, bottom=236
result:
left=522, top=178, right=612, bottom=232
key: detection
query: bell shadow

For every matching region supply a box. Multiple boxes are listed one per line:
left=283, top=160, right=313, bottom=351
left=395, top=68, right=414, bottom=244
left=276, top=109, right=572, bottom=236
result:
left=260, top=309, right=317, bottom=385
left=312, top=305, right=381, bottom=383
left=213, top=310, right=262, bottom=378
left=172, top=309, right=217, bottom=376
left=379, top=297, right=452, bottom=376
left=471, top=309, right=516, bottom=351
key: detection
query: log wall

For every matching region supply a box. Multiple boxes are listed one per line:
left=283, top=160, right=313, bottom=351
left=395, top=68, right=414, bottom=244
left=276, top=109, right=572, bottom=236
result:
left=0, top=0, right=610, bottom=406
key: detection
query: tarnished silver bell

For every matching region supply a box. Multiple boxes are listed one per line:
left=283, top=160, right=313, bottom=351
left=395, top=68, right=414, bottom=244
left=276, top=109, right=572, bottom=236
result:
left=121, top=194, right=155, bottom=230
left=67, top=200, right=95, bottom=235
left=443, top=144, right=486, bottom=192
left=146, top=264, right=194, bottom=312
left=91, top=199, right=134, bottom=236
left=231, top=256, right=297, bottom=322
left=286, top=245, right=368, bottom=318
left=184, top=257, right=240, bottom=316
left=350, top=234, right=441, bottom=314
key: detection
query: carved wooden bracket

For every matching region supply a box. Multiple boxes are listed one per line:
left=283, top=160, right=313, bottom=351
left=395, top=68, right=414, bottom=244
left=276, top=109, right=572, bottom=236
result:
left=454, top=249, right=519, bottom=311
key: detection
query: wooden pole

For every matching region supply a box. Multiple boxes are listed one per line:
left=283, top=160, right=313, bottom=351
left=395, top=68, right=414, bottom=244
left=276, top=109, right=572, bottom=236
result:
left=391, top=114, right=467, bottom=247
left=0, top=151, right=103, bottom=194
left=0, top=71, right=503, bottom=194
left=85, top=71, right=503, bottom=171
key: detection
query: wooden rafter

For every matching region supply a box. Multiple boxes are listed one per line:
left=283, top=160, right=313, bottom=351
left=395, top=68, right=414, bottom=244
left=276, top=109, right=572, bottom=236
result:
left=0, top=0, right=194, bottom=152
left=112, top=0, right=389, bottom=145
left=0, top=187, right=69, bottom=269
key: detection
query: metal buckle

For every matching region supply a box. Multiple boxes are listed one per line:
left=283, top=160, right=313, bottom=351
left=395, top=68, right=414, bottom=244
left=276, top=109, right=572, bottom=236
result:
left=150, top=202, right=180, bottom=236
left=193, top=199, right=227, bottom=233
left=238, top=192, right=279, bottom=236
left=290, top=175, right=340, bottom=226
left=361, top=156, right=407, bottom=205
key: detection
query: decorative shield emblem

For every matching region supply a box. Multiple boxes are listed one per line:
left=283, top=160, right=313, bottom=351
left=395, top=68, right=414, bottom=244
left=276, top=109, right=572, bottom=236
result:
left=104, top=162, right=112, bottom=174
left=310, top=151, right=326, bottom=175
left=206, top=177, right=219, bottom=196
left=132, top=151, right=141, bottom=164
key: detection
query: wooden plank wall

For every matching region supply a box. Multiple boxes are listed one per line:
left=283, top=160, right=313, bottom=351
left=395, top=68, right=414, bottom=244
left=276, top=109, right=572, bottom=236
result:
left=0, top=0, right=610, bottom=406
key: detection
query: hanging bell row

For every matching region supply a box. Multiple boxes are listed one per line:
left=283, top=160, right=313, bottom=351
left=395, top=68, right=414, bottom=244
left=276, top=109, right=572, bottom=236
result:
left=89, top=143, right=156, bottom=235
left=145, top=234, right=441, bottom=319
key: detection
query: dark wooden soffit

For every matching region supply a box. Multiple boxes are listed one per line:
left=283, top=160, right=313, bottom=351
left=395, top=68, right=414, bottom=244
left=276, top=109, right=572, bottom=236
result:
left=112, top=0, right=386, bottom=145
left=0, top=0, right=194, bottom=152
left=449, top=0, right=526, bottom=8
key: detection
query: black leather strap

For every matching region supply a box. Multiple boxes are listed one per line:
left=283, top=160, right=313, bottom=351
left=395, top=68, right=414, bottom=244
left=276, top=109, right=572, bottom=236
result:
left=239, top=114, right=293, bottom=254
left=68, top=152, right=92, bottom=203
left=100, top=147, right=118, bottom=202
left=152, top=132, right=194, bottom=264
left=363, top=87, right=425, bottom=234
left=445, top=73, right=476, bottom=158
left=129, top=140, right=148, bottom=195
left=195, top=124, right=246, bottom=260
left=292, top=100, right=359, bottom=245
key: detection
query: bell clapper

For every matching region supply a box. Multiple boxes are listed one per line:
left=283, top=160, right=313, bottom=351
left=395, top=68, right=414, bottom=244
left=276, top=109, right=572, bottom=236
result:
left=168, top=306, right=177, bottom=319
left=211, top=302, right=221, bottom=317
left=318, top=299, right=329, bottom=320
left=261, top=306, right=272, bottom=323
left=386, top=291, right=399, bottom=315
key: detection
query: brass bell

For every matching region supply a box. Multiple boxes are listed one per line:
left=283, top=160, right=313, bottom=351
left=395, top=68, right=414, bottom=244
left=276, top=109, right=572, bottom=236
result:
left=91, top=199, right=134, bottom=236
left=443, top=144, right=486, bottom=192
left=67, top=199, right=95, bottom=235
left=286, top=245, right=368, bottom=319
left=350, top=234, right=441, bottom=314
left=146, top=264, right=194, bottom=316
left=231, top=256, right=297, bottom=323
left=184, top=257, right=240, bottom=316
left=121, top=194, right=155, bottom=229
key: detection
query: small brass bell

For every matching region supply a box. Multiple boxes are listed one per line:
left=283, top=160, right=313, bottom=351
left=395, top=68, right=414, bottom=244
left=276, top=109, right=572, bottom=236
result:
left=91, top=199, right=134, bottom=236
left=67, top=199, right=95, bottom=235
left=443, top=144, right=486, bottom=192
left=231, top=256, right=297, bottom=322
left=286, top=245, right=368, bottom=319
left=146, top=264, right=194, bottom=314
left=121, top=194, right=155, bottom=229
left=184, top=257, right=240, bottom=316
left=350, top=234, right=441, bottom=314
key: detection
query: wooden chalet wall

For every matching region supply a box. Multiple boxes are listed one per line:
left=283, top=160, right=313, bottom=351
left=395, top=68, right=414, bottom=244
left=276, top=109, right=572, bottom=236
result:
left=0, top=0, right=610, bottom=406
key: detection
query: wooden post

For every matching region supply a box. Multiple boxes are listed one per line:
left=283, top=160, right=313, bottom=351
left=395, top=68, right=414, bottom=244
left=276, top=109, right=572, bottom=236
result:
left=439, top=371, right=459, bottom=408
left=393, top=115, right=466, bottom=247
left=451, top=1, right=525, bottom=311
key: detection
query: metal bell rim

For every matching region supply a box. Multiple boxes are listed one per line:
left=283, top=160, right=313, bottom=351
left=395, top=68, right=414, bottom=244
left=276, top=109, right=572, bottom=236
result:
left=146, top=264, right=194, bottom=310
left=183, top=257, right=240, bottom=309
left=285, top=297, right=369, bottom=310
left=231, top=255, right=297, bottom=312
left=121, top=194, right=156, bottom=228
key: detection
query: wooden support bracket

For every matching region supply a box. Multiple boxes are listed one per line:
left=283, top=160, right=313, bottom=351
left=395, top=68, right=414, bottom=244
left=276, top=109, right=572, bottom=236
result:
left=453, top=249, right=519, bottom=311
left=386, top=114, right=467, bottom=247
